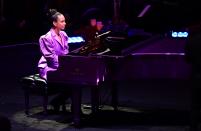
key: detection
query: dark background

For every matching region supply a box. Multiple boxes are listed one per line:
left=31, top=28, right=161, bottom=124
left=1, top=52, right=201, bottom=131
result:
left=0, top=1, right=200, bottom=130
left=0, top=0, right=200, bottom=44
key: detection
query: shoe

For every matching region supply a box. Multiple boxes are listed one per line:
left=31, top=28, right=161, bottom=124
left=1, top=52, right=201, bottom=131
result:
left=70, top=107, right=85, bottom=117
left=51, top=103, right=60, bottom=113
left=61, top=104, right=67, bottom=113
left=50, top=101, right=67, bottom=113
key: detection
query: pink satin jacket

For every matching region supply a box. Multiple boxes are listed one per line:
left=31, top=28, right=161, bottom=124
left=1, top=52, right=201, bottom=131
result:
left=38, top=28, right=69, bottom=80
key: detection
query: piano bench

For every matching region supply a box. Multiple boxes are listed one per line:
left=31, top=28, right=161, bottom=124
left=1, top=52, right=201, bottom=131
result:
left=20, top=74, right=59, bottom=115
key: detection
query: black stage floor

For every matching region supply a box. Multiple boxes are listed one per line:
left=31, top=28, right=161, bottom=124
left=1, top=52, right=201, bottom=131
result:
left=0, top=43, right=195, bottom=131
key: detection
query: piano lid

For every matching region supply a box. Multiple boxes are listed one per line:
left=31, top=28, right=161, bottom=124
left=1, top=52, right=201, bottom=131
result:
left=69, top=28, right=154, bottom=56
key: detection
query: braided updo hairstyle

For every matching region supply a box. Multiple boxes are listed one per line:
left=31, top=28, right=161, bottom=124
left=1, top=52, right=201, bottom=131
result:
left=46, top=9, right=62, bottom=27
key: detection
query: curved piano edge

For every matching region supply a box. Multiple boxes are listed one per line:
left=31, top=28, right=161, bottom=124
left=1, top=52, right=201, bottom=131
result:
left=131, top=52, right=185, bottom=56
left=121, top=34, right=163, bottom=56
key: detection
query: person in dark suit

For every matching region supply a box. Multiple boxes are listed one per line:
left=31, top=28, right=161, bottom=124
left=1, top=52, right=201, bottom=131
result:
left=74, top=17, right=110, bottom=55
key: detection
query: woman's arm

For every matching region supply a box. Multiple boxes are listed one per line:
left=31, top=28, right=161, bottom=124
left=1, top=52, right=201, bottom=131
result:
left=39, top=36, right=59, bottom=69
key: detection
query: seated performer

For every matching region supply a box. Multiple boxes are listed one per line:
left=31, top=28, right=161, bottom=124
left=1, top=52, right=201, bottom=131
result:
left=38, top=9, right=71, bottom=112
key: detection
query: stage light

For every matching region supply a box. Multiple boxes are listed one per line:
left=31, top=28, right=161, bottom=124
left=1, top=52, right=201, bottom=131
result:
left=171, top=31, right=188, bottom=38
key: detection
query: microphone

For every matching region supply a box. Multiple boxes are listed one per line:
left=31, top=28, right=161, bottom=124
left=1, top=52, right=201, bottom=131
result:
left=95, top=31, right=111, bottom=38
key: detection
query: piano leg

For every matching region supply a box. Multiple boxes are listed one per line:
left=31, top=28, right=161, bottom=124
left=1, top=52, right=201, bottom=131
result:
left=71, top=86, right=82, bottom=127
left=111, top=81, right=118, bottom=111
left=91, top=87, right=100, bottom=114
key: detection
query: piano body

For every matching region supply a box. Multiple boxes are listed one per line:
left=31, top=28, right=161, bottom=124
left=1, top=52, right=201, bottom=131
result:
left=117, top=35, right=191, bottom=80
left=47, top=31, right=192, bottom=126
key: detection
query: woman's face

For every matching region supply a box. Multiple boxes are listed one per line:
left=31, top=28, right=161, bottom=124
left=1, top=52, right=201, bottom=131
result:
left=53, top=14, right=66, bottom=30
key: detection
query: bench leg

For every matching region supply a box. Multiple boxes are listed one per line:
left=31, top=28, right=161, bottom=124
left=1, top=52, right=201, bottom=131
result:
left=43, top=93, right=48, bottom=115
left=24, top=90, right=29, bottom=115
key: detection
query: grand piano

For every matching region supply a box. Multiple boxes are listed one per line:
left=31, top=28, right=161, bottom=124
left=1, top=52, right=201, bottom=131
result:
left=47, top=28, right=191, bottom=126
left=41, top=1, right=201, bottom=128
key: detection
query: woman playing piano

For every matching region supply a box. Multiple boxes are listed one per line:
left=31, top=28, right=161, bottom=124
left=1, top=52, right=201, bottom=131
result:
left=38, top=9, right=71, bottom=112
